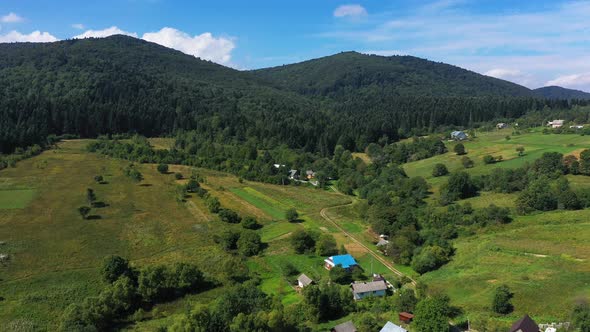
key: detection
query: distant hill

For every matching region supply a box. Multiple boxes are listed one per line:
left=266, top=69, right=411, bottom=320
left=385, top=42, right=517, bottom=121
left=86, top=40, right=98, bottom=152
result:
left=252, top=51, right=534, bottom=98
left=533, top=86, right=590, bottom=99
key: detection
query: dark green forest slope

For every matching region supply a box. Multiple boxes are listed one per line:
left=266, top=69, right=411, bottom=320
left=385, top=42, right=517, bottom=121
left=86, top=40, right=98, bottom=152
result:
left=251, top=51, right=533, bottom=98
left=533, top=86, right=590, bottom=99
left=0, top=36, right=581, bottom=154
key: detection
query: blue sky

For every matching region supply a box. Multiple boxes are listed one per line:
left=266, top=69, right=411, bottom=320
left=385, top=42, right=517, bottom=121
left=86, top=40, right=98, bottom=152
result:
left=1, top=0, right=590, bottom=91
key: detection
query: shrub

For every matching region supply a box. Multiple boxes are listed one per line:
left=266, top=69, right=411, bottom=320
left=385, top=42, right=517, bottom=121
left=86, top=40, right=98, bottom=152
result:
left=219, top=209, right=241, bottom=223
left=174, top=173, right=183, bottom=180
left=285, top=208, right=299, bottom=222
left=241, top=216, right=260, bottom=229
left=237, top=230, right=262, bottom=256
left=157, top=164, right=169, bottom=174
left=461, top=156, right=474, bottom=168
left=454, top=143, right=466, bottom=155
left=492, top=285, right=514, bottom=314
left=482, top=155, right=496, bottom=164
left=432, top=163, right=449, bottom=177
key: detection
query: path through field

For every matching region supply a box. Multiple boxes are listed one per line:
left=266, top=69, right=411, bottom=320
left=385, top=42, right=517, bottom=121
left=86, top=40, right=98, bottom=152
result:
left=319, top=201, right=416, bottom=285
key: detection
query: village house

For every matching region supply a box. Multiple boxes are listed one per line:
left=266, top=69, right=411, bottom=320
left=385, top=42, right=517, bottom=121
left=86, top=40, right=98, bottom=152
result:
left=547, top=120, right=564, bottom=128
left=510, top=314, right=540, bottom=332
left=376, top=238, right=389, bottom=254
left=351, top=280, right=388, bottom=300
left=305, top=170, right=316, bottom=179
left=297, top=273, right=313, bottom=288
left=398, top=312, right=414, bottom=324
left=324, top=254, right=358, bottom=271
left=497, top=123, right=508, bottom=129
left=331, top=321, right=357, bottom=332
left=451, top=130, right=468, bottom=141
left=380, top=321, right=408, bottom=332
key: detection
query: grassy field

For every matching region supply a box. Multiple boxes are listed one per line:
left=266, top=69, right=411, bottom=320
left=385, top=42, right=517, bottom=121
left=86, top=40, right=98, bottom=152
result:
left=0, top=140, right=372, bottom=330
left=405, top=129, right=590, bottom=328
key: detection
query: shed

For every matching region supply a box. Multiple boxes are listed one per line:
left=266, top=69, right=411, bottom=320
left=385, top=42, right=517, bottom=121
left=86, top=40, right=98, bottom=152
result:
left=399, top=312, right=414, bottom=324
left=547, top=120, right=564, bottom=128
left=510, top=314, right=540, bottom=332
left=324, top=254, right=358, bottom=270
left=380, top=321, right=408, bottom=332
left=331, top=321, right=357, bottom=332
left=451, top=131, right=468, bottom=140
left=288, top=169, right=298, bottom=180
left=297, top=273, right=313, bottom=288
left=351, top=280, right=388, bottom=300
left=497, top=123, right=508, bottom=129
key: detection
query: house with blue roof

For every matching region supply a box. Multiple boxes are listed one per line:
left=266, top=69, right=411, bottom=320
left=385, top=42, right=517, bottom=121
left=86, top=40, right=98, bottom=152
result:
left=324, top=254, right=358, bottom=271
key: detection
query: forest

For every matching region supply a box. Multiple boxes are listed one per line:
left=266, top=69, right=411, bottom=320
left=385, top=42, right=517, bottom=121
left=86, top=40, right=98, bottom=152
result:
left=1, top=35, right=589, bottom=155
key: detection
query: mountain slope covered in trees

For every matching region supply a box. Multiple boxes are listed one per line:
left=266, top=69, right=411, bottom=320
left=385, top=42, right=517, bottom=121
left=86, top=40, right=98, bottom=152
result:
left=533, top=86, right=590, bottom=99
left=251, top=51, right=534, bottom=98
left=0, top=35, right=580, bottom=154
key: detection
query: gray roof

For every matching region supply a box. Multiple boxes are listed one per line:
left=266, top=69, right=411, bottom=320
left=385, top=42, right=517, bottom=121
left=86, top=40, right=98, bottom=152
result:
left=380, top=322, right=408, bottom=332
left=333, top=321, right=357, bottom=332
left=297, top=273, right=313, bottom=287
left=351, top=280, right=388, bottom=294
left=377, top=238, right=389, bottom=247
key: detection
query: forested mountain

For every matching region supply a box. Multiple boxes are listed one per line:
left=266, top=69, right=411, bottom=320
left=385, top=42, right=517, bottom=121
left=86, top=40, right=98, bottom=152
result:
left=251, top=51, right=533, bottom=98
left=533, top=86, right=590, bottom=100
left=0, top=35, right=580, bottom=154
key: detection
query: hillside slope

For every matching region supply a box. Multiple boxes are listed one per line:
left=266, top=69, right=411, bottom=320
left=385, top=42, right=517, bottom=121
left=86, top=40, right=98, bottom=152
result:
left=534, top=86, right=590, bottom=99
left=251, top=51, right=534, bottom=98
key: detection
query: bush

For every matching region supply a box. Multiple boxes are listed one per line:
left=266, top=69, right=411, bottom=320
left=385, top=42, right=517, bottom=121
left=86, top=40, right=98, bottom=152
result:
left=157, top=164, right=169, bottom=174
left=432, top=163, right=449, bottom=177
left=94, top=175, right=104, bottom=183
left=174, top=173, right=183, bottom=180
left=185, top=179, right=200, bottom=192
left=461, top=156, right=474, bottom=168
left=219, top=209, right=241, bottom=223
left=492, top=285, right=514, bottom=314
left=285, top=208, right=299, bottom=222
left=482, top=155, right=496, bottom=164
left=206, top=196, right=221, bottom=213
left=101, top=255, right=135, bottom=283
left=237, top=230, right=262, bottom=256
left=329, top=266, right=352, bottom=284
left=241, top=216, right=260, bottom=229
left=454, top=143, right=466, bottom=155
left=290, top=229, right=315, bottom=254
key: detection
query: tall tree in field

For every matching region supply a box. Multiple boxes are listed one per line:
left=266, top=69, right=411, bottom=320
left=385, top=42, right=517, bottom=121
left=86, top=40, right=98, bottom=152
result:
left=414, top=295, right=451, bottom=332
left=572, top=299, right=590, bottom=332
left=454, top=143, right=466, bottom=155
left=86, top=188, right=96, bottom=206
left=492, top=285, right=514, bottom=314
left=580, top=149, right=590, bottom=175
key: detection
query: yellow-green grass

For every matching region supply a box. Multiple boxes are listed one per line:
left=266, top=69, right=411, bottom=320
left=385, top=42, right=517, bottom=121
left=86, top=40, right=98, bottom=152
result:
left=0, top=188, right=36, bottom=209
left=230, top=187, right=289, bottom=220
left=147, top=137, right=175, bottom=150
left=404, top=129, right=590, bottom=191
left=420, top=209, right=590, bottom=328
left=0, top=140, right=355, bottom=329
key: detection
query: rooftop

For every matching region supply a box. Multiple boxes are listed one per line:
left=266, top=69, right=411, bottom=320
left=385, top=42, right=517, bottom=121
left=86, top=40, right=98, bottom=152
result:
left=510, top=314, right=539, bottom=332
left=332, top=321, right=357, bottom=332
left=328, top=254, right=358, bottom=269
left=380, top=321, right=408, bottom=332
left=297, top=273, right=313, bottom=287
left=351, top=280, right=388, bottom=293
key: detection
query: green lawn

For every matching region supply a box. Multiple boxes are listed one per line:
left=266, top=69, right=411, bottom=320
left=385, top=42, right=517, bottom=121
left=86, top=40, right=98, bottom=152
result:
left=230, top=187, right=289, bottom=220
left=0, top=189, right=36, bottom=209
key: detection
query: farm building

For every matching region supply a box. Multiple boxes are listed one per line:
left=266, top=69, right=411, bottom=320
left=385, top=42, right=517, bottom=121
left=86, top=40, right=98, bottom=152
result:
left=399, top=312, right=414, bottom=324
left=570, top=125, right=584, bottom=129
left=547, top=120, right=564, bottom=128
left=451, top=130, right=468, bottom=140
left=351, top=280, right=388, bottom=300
left=297, top=273, right=313, bottom=288
left=331, top=321, right=357, bottom=332
left=376, top=238, right=389, bottom=254
left=497, top=123, right=508, bottom=129
left=510, top=314, right=540, bottom=332
left=380, top=321, right=408, bottom=332
left=324, top=254, right=358, bottom=271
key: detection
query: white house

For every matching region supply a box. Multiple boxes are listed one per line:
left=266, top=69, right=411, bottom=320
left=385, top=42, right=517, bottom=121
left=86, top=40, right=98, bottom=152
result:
left=570, top=125, right=584, bottom=129
left=497, top=123, right=508, bottom=129
left=547, top=120, right=564, bottom=128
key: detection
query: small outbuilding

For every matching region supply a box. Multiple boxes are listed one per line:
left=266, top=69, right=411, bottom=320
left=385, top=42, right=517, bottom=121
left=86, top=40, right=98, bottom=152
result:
left=297, top=273, right=314, bottom=288
left=399, top=312, right=414, bottom=324
left=324, top=254, right=358, bottom=271
left=331, top=321, right=357, bottom=332
left=351, top=280, right=388, bottom=300
left=547, top=120, right=564, bottom=128
left=451, top=130, right=468, bottom=141
left=497, top=123, right=508, bottom=129
left=380, top=321, right=408, bottom=332
left=510, top=314, right=540, bottom=332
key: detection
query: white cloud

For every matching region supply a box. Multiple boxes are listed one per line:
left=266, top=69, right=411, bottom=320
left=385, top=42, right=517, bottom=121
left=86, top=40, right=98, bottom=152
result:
left=74, top=26, right=138, bottom=39
left=72, top=23, right=85, bottom=30
left=334, top=4, right=368, bottom=18
left=0, top=30, right=58, bottom=43
left=142, top=27, right=235, bottom=65
left=1, top=12, right=24, bottom=23
left=547, top=73, right=590, bottom=89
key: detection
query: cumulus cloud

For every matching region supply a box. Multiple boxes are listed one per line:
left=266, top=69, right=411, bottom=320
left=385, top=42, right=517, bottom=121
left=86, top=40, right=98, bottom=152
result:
left=547, top=73, right=590, bottom=89
left=74, top=26, right=138, bottom=39
left=72, top=23, right=85, bottom=30
left=142, top=27, right=235, bottom=65
left=1, top=12, right=24, bottom=23
left=0, top=30, right=58, bottom=43
left=334, top=4, right=368, bottom=18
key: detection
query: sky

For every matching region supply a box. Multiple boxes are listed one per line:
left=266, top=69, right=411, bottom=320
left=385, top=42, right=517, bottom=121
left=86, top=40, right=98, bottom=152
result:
left=1, top=0, right=590, bottom=91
